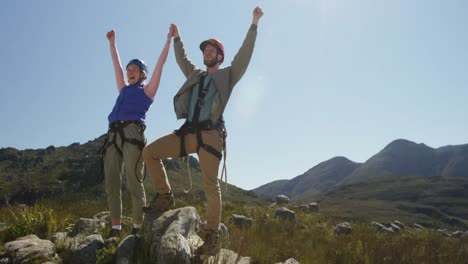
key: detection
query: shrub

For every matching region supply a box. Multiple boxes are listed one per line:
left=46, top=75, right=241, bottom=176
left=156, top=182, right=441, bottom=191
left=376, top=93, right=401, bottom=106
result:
left=5, top=205, right=57, bottom=241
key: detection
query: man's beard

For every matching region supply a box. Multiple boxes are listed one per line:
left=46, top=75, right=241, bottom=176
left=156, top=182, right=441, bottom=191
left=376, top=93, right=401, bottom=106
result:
left=204, top=57, right=218, bottom=67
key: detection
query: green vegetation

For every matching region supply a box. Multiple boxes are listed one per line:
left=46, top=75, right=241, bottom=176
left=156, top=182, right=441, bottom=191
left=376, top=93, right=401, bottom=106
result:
left=223, top=206, right=468, bottom=263
left=1, top=204, right=59, bottom=242
left=2, top=140, right=468, bottom=263
left=96, top=240, right=118, bottom=264
left=316, top=176, right=468, bottom=229
left=1, top=195, right=468, bottom=263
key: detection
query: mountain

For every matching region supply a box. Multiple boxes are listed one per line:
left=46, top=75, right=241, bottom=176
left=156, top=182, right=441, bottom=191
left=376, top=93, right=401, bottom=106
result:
left=0, top=135, right=261, bottom=206
left=253, top=156, right=361, bottom=200
left=252, top=139, right=468, bottom=201
left=343, top=139, right=468, bottom=184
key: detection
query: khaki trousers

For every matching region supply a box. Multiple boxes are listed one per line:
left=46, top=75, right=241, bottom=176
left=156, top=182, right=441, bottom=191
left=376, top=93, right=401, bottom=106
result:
left=143, top=129, right=223, bottom=230
left=104, top=124, right=146, bottom=224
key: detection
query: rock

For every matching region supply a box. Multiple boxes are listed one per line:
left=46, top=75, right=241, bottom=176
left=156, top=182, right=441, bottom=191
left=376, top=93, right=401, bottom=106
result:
left=412, top=223, right=425, bottom=230
left=244, top=218, right=254, bottom=228
left=203, top=248, right=252, bottom=264
left=308, top=202, right=320, bottom=212
left=371, top=222, right=394, bottom=233
left=50, top=232, right=68, bottom=245
left=143, top=206, right=203, bottom=263
left=93, top=211, right=133, bottom=226
left=275, top=258, right=300, bottom=264
left=437, top=229, right=452, bottom=237
left=392, top=220, right=406, bottom=229
left=274, top=207, right=296, bottom=222
left=389, top=223, right=401, bottom=232
left=116, top=235, right=138, bottom=264
left=298, top=204, right=309, bottom=212
left=231, top=214, right=247, bottom=227
left=451, top=231, right=465, bottom=238
left=334, top=222, right=352, bottom=235
left=4, top=235, right=57, bottom=263
left=70, top=218, right=104, bottom=237
left=276, top=195, right=290, bottom=205
left=52, top=220, right=104, bottom=264
left=230, top=214, right=253, bottom=229
left=70, top=234, right=104, bottom=264
left=219, top=223, right=230, bottom=243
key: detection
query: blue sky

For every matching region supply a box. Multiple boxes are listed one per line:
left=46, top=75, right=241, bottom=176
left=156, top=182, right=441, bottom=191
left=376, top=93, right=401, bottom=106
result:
left=1, top=0, right=467, bottom=190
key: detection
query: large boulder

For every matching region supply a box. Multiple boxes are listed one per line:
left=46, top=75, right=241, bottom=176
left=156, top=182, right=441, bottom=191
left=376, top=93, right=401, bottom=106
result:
left=50, top=218, right=105, bottom=264
left=70, top=234, right=104, bottom=264
left=4, top=235, right=59, bottom=263
left=115, top=235, right=138, bottom=264
left=143, top=206, right=203, bottom=263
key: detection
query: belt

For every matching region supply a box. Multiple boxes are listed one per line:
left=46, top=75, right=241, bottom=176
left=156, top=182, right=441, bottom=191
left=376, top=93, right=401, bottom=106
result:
left=109, top=120, right=144, bottom=130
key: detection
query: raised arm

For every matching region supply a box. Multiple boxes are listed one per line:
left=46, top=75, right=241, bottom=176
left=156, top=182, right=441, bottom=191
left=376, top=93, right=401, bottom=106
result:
left=252, top=6, right=264, bottom=25
left=230, top=6, right=264, bottom=86
left=172, top=24, right=197, bottom=77
left=144, top=25, right=174, bottom=99
left=106, top=30, right=127, bottom=91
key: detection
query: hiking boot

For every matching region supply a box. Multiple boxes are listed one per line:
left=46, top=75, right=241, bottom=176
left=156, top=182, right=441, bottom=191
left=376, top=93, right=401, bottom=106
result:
left=196, top=228, right=220, bottom=256
left=108, top=228, right=121, bottom=238
left=142, top=192, right=175, bottom=213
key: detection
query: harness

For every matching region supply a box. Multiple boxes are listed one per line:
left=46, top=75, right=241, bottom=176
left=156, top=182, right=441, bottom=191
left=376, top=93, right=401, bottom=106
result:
left=97, top=120, right=147, bottom=183
left=175, top=74, right=228, bottom=193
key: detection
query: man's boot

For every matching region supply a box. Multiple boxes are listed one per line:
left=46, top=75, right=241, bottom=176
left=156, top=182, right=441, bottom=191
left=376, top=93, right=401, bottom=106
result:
left=142, top=192, right=175, bottom=213
left=108, top=228, right=121, bottom=238
left=196, top=228, right=220, bottom=256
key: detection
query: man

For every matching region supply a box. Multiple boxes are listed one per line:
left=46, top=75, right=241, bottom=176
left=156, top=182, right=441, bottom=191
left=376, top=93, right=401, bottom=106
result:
left=143, top=6, right=264, bottom=255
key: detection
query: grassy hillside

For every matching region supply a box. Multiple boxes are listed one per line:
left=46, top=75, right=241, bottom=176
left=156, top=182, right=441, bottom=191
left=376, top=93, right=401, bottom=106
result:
left=0, top=135, right=263, bottom=206
left=1, top=198, right=468, bottom=263
left=314, top=176, right=468, bottom=229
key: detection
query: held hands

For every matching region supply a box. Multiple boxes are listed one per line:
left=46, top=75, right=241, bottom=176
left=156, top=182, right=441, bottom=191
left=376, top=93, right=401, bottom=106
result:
left=167, top=24, right=175, bottom=40
left=106, top=30, right=116, bottom=45
left=252, top=6, right=263, bottom=25
left=170, top=24, right=180, bottom=39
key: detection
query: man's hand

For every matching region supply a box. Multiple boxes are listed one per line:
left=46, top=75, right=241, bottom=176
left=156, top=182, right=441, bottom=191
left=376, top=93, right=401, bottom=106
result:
left=107, top=30, right=116, bottom=45
left=252, top=6, right=263, bottom=25
left=171, top=24, right=180, bottom=38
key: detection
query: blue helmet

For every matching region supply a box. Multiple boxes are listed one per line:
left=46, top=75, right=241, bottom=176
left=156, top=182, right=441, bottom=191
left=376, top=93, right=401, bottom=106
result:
left=126, top=59, right=148, bottom=74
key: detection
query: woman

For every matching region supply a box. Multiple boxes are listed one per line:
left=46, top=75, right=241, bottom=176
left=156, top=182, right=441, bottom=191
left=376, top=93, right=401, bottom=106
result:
left=103, top=25, right=173, bottom=237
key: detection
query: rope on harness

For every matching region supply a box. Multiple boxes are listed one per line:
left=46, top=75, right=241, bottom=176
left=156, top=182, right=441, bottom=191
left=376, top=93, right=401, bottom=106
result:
left=182, top=156, right=193, bottom=194
left=97, top=132, right=110, bottom=184
left=219, top=129, right=228, bottom=193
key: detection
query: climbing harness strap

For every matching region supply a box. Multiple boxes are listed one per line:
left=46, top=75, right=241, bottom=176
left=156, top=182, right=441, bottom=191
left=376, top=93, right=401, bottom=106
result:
left=174, top=74, right=229, bottom=193
left=97, top=120, right=147, bottom=183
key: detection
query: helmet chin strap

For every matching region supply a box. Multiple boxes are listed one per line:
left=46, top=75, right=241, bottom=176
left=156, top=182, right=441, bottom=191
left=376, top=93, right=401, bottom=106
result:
left=137, top=70, right=146, bottom=84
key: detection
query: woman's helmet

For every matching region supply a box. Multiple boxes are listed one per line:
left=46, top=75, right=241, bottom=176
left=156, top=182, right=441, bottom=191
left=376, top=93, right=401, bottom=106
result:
left=126, top=59, right=148, bottom=74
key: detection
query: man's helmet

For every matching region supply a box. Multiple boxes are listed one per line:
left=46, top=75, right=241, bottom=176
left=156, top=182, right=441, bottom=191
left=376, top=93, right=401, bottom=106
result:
left=199, top=39, right=225, bottom=64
